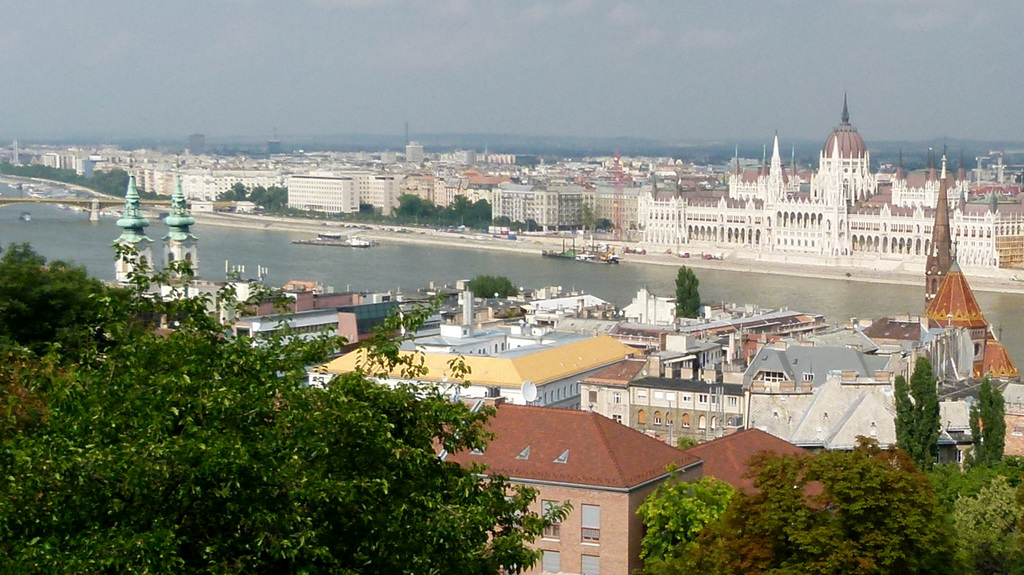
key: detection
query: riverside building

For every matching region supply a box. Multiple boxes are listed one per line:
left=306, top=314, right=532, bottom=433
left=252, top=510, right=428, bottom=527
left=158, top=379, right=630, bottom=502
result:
left=639, top=97, right=1024, bottom=270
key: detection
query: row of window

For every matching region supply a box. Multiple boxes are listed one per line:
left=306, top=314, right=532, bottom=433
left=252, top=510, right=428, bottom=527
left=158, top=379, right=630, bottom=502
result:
left=542, top=501, right=600, bottom=542
left=636, top=410, right=718, bottom=429
left=542, top=550, right=600, bottom=574
left=633, top=389, right=738, bottom=407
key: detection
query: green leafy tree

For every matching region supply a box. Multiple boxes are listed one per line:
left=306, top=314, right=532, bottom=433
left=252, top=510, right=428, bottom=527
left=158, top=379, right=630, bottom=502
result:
left=896, top=357, right=941, bottom=470
left=637, top=477, right=734, bottom=572
left=217, top=181, right=249, bottom=202
left=674, top=266, right=701, bottom=318
left=971, top=376, right=1007, bottom=465
left=581, top=201, right=597, bottom=233
left=0, top=243, right=114, bottom=358
left=676, top=440, right=958, bottom=575
left=928, top=457, right=1024, bottom=514
left=0, top=258, right=554, bottom=573
left=953, top=475, right=1024, bottom=575
left=675, top=436, right=698, bottom=450
left=467, top=275, right=518, bottom=299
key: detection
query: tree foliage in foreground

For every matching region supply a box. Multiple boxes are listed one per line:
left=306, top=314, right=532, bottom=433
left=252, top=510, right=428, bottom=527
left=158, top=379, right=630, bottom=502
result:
left=637, top=476, right=734, bottom=573
left=0, top=243, right=116, bottom=359
left=895, top=356, right=941, bottom=470
left=674, top=265, right=701, bottom=318
left=953, top=476, right=1024, bottom=575
left=670, top=440, right=958, bottom=575
left=0, top=256, right=553, bottom=573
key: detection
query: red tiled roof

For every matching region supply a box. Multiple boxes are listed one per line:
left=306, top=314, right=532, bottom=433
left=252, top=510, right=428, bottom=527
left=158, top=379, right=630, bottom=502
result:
left=925, top=263, right=988, bottom=329
left=862, top=317, right=922, bottom=342
left=447, top=404, right=700, bottom=490
left=982, top=339, right=1019, bottom=380
left=682, top=428, right=810, bottom=494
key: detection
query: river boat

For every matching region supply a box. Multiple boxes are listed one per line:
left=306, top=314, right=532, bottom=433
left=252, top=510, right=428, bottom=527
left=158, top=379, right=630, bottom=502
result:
left=19, top=211, right=31, bottom=221
left=293, top=233, right=378, bottom=248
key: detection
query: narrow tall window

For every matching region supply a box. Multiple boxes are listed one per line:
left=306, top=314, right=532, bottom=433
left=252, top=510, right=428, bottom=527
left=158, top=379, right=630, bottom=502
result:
left=542, top=500, right=560, bottom=539
left=581, top=504, right=600, bottom=542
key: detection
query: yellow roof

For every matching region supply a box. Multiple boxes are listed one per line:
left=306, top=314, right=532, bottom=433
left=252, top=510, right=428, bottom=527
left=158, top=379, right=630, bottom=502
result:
left=322, top=335, right=637, bottom=388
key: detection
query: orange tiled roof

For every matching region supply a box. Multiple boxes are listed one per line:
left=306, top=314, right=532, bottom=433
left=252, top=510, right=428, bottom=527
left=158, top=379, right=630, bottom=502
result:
left=981, top=339, right=1019, bottom=380
left=682, top=429, right=810, bottom=494
left=925, top=262, right=988, bottom=329
left=447, top=404, right=700, bottom=489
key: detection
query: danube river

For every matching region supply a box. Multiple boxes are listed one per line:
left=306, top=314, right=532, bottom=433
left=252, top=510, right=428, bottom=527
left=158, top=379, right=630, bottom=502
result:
left=2, top=184, right=1022, bottom=363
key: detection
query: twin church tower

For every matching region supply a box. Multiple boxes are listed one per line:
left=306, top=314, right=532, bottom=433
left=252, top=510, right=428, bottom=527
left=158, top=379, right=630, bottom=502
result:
left=114, top=174, right=197, bottom=283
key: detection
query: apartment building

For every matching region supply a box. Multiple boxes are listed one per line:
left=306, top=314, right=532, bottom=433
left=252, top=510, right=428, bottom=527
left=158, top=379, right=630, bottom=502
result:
left=445, top=404, right=702, bottom=575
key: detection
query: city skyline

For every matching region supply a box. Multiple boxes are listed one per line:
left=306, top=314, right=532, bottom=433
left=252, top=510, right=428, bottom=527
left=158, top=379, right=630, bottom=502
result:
left=2, top=1, right=1023, bottom=142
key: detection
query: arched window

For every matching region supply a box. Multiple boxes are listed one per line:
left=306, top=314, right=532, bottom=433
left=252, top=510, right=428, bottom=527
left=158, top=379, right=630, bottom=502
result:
left=681, top=413, right=691, bottom=428
left=698, top=415, right=707, bottom=430
left=637, top=410, right=647, bottom=425
left=653, top=411, right=662, bottom=425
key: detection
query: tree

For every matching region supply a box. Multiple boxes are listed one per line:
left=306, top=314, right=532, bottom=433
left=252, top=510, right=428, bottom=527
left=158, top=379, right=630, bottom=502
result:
left=895, top=357, right=941, bottom=470
left=952, top=475, right=1023, bottom=574
left=217, top=181, right=249, bottom=202
left=676, top=440, right=958, bottom=575
left=637, top=477, right=734, bottom=572
left=467, top=275, right=518, bottom=299
left=581, top=202, right=597, bottom=233
left=971, top=376, right=1007, bottom=465
left=0, top=259, right=554, bottom=573
left=674, top=266, right=701, bottom=318
left=0, top=243, right=114, bottom=359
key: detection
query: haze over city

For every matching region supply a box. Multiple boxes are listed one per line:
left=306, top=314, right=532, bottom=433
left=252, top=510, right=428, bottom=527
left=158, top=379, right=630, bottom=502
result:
left=2, top=0, right=1022, bottom=143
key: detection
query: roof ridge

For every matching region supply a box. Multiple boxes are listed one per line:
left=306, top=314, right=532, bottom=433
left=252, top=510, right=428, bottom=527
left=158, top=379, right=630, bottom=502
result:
left=591, top=412, right=630, bottom=485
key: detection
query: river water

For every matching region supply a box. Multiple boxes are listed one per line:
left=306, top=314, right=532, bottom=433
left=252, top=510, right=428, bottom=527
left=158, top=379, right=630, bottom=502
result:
left=1, top=183, right=1021, bottom=363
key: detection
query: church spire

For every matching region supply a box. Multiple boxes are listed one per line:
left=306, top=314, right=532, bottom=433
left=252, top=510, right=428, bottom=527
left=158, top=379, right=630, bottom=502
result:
left=163, top=174, right=199, bottom=277
left=116, top=174, right=151, bottom=243
left=896, top=148, right=904, bottom=180
left=114, top=173, right=153, bottom=283
left=841, top=93, right=850, bottom=125
left=925, top=163, right=953, bottom=302
left=164, top=175, right=195, bottom=238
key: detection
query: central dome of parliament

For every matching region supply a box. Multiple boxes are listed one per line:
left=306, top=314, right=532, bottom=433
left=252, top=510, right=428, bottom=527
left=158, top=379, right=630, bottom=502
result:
left=822, top=97, right=868, bottom=159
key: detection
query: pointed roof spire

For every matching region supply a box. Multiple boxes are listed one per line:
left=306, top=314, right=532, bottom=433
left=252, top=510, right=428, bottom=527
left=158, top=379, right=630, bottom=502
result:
left=116, top=173, right=151, bottom=243
left=896, top=148, right=904, bottom=180
left=733, top=144, right=740, bottom=175
left=770, top=133, right=782, bottom=177
left=164, top=174, right=196, bottom=241
left=989, top=190, right=999, bottom=214
left=925, top=165, right=953, bottom=302
left=841, top=93, right=850, bottom=125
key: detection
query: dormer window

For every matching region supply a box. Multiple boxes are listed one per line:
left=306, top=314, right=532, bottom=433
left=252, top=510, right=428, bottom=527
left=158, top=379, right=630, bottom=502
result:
left=516, top=446, right=531, bottom=460
left=553, top=449, right=569, bottom=464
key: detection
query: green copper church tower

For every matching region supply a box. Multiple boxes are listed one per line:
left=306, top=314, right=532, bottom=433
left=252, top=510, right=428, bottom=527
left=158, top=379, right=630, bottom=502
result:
left=114, top=173, right=153, bottom=283
left=163, top=175, right=198, bottom=277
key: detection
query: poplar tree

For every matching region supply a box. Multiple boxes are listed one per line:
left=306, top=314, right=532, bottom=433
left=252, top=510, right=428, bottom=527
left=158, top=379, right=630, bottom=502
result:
left=674, top=266, right=701, bottom=318
left=895, top=357, right=941, bottom=470
left=970, top=376, right=1006, bottom=465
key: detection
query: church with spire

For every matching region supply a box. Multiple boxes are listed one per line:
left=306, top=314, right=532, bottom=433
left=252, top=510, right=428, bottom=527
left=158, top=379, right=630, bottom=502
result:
left=922, top=166, right=1018, bottom=382
left=114, top=174, right=154, bottom=284
left=114, top=172, right=199, bottom=283
left=163, top=175, right=198, bottom=276
left=639, top=96, right=1024, bottom=271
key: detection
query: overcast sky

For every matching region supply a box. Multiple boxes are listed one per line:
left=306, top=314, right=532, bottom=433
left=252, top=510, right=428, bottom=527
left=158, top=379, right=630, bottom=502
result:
left=2, top=0, right=1022, bottom=143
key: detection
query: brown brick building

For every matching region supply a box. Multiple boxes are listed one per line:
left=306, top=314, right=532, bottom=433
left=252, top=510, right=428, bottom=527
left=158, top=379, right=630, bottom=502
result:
left=446, top=404, right=701, bottom=575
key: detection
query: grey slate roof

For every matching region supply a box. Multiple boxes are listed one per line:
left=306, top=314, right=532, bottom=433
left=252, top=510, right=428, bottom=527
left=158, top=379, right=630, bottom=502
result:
left=749, top=376, right=897, bottom=450
left=743, top=346, right=893, bottom=388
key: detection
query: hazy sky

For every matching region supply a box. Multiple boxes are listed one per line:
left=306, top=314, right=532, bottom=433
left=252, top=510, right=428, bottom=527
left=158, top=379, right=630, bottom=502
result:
left=2, top=0, right=1022, bottom=143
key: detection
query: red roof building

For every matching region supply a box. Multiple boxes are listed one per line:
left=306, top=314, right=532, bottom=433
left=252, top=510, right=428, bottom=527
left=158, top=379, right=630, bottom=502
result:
left=682, top=428, right=810, bottom=494
left=446, top=404, right=701, bottom=575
